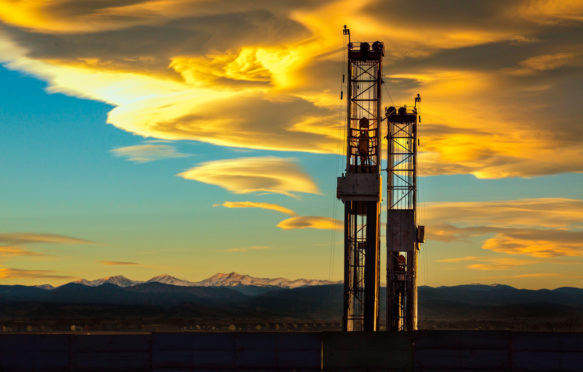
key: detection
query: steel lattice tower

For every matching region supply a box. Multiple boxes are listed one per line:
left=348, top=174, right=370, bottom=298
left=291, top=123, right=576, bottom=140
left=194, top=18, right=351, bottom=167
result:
left=386, top=97, right=424, bottom=332
left=337, top=29, right=384, bottom=332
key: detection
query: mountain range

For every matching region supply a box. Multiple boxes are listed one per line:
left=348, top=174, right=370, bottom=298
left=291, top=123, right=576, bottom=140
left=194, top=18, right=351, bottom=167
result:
left=2, top=274, right=582, bottom=331
left=67, top=272, right=340, bottom=290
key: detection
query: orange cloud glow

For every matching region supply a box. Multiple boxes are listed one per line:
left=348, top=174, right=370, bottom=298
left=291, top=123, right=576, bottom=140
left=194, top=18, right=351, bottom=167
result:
left=424, top=198, right=583, bottom=258
left=111, top=143, right=189, bottom=163
left=100, top=261, right=138, bottom=266
left=438, top=256, right=537, bottom=271
left=277, top=216, right=342, bottom=231
left=178, top=157, right=319, bottom=197
left=513, top=273, right=561, bottom=278
left=0, top=233, right=92, bottom=246
left=483, top=230, right=583, bottom=258
left=0, top=246, right=43, bottom=257
left=0, top=1, right=580, bottom=178
left=217, top=201, right=296, bottom=216
left=424, top=198, right=583, bottom=229
left=0, top=267, right=73, bottom=279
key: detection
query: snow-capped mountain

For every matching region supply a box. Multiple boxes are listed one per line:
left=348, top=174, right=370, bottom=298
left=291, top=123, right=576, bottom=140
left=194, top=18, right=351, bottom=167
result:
left=70, top=272, right=339, bottom=289
left=73, top=275, right=139, bottom=288
left=194, top=272, right=339, bottom=288
left=35, top=284, right=54, bottom=290
left=147, top=274, right=197, bottom=287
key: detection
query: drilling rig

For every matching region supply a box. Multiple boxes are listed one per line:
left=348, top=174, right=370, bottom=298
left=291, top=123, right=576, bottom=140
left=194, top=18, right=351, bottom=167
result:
left=337, top=27, right=383, bottom=332
left=337, top=27, right=423, bottom=332
left=386, top=97, right=424, bottom=332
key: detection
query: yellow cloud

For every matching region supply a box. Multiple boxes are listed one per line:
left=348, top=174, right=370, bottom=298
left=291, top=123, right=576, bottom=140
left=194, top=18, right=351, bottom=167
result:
left=100, top=261, right=138, bottom=266
left=483, top=230, right=583, bottom=258
left=0, top=0, right=186, bottom=33
left=438, top=256, right=539, bottom=271
left=513, top=273, right=561, bottom=278
left=217, top=201, right=296, bottom=216
left=1, top=0, right=582, bottom=178
left=424, top=198, right=583, bottom=229
left=437, top=256, right=481, bottom=263
left=516, top=1, right=583, bottom=24
left=411, top=68, right=583, bottom=178
left=277, top=216, right=342, bottom=231
left=424, top=198, right=583, bottom=258
left=507, top=52, right=579, bottom=75
left=0, top=246, right=43, bottom=257
left=0, top=267, right=73, bottom=279
left=111, top=143, right=189, bottom=163
left=171, top=47, right=301, bottom=89
left=178, top=157, right=319, bottom=197
left=0, top=233, right=91, bottom=259
left=0, top=233, right=92, bottom=246
left=466, top=258, right=536, bottom=271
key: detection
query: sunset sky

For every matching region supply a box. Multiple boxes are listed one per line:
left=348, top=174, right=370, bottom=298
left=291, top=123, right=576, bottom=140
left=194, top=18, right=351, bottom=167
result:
left=1, top=0, right=582, bottom=289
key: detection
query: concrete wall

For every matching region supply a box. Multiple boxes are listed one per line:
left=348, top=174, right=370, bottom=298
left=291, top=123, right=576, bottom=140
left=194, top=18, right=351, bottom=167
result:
left=0, top=331, right=582, bottom=371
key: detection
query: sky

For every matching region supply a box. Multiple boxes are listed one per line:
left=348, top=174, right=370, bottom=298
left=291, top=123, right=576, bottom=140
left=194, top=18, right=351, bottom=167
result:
left=0, top=0, right=582, bottom=289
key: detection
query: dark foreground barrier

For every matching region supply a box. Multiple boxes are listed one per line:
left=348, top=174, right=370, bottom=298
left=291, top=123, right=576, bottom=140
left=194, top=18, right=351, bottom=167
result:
left=0, top=331, right=582, bottom=371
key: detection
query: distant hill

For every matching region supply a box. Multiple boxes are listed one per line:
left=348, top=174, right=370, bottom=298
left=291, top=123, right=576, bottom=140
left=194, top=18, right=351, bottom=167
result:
left=1, top=281, right=582, bottom=331
left=418, top=284, right=583, bottom=309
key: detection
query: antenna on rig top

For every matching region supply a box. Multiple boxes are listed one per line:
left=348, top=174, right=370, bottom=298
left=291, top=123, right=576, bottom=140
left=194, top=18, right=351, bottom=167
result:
left=343, top=25, right=351, bottom=43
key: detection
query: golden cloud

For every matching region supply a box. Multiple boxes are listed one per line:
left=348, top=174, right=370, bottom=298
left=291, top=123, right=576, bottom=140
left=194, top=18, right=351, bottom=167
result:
left=0, top=0, right=582, bottom=178
left=111, top=143, right=189, bottom=163
left=0, top=0, right=187, bottom=33
left=0, top=233, right=93, bottom=246
left=217, top=201, right=342, bottom=233
left=100, top=260, right=138, bottom=266
left=512, top=273, right=561, bottom=278
left=277, top=216, right=342, bottom=231
left=424, top=198, right=583, bottom=229
left=217, top=201, right=296, bottom=216
left=424, top=198, right=583, bottom=258
left=438, top=256, right=539, bottom=271
left=483, top=230, right=583, bottom=258
left=0, top=233, right=92, bottom=260
left=0, top=267, right=73, bottom=279
left=178, top=157, right=319, bottom=197
left=411, top=68, right=583, bottom=178
left=512, top=52, right=578, bottom=74
left=0, top=246, right=43, bottom=257
left=516, top=1, right=583, bottom=24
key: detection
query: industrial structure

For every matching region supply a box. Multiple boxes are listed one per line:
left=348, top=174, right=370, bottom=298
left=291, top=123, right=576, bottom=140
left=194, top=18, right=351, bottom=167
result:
left=336, top=27, right=383, bottom=332
left=337, top=27, right=423, bottom=332
left=386, top=97, right=424, bottom=332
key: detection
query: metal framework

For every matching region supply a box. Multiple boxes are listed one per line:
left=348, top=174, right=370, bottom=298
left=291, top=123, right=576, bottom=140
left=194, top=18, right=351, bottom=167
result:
left=337, top=31, right=384, bottom=332
left=386, top=99, right=424, bottom=331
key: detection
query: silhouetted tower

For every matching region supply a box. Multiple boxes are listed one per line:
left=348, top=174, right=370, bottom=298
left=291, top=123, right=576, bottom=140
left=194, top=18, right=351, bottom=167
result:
left=337, top=27, right=384, bottom=332
left=386, top=95, right=424, bottom=331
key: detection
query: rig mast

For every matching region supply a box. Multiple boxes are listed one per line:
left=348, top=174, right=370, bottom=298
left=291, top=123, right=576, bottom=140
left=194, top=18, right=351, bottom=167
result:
left=386, top=97, right=424, bottom=331
left=337, top=28, right=384, bottom=332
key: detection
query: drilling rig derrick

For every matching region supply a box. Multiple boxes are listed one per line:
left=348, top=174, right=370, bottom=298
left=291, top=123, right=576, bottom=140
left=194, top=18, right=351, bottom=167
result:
left=386, top=95, right=424, bottom=332
left=337, top=30, right=384, bottom=332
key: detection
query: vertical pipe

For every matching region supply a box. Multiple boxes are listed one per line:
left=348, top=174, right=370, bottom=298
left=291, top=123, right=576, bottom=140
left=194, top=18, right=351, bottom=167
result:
left=342, top=204, right=350, bottom=332
left=345, top=52, right=352, bottom=172
left=364, top=202, right=377, bottom=331
left=350, top=205, right=362, bottom=330
left=386, top=113, right=393, bottom=330
left=412, top=118, right=419, bottom=331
